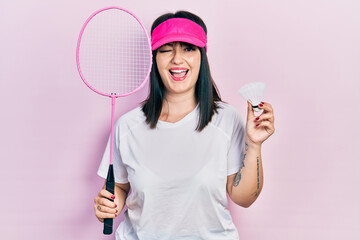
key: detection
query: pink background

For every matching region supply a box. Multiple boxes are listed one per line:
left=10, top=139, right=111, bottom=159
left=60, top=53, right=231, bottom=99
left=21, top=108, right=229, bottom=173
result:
left=1, top=0, right=359, bottom=239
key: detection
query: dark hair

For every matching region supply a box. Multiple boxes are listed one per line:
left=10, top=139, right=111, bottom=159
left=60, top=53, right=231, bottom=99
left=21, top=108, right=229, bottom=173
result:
left=141, top=10, right=222, bottom=132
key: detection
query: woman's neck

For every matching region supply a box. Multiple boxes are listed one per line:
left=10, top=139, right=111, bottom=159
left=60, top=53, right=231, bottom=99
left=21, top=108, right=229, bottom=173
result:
left=159, top=91, right=197, bottom=122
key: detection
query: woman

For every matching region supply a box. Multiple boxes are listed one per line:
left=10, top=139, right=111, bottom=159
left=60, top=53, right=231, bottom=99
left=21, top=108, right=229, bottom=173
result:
left=94, top=10, right=275, bottom=239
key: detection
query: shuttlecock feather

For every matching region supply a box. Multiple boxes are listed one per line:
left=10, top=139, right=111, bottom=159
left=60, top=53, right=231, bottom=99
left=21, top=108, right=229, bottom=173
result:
left=238, top=82, right=266, bottom=112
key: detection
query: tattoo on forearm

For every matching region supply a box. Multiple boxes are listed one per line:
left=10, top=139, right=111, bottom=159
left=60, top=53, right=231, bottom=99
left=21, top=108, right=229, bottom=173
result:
left=233, top=143, right=249, bottom=187
left=233, top=153, right=246, bottom=187
left=252, top=156, right=260, bottom=198
left=257, top=156, right=259, bottom=189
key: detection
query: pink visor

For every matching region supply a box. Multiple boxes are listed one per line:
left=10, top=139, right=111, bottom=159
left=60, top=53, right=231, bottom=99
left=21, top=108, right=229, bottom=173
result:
left=151, top=18, right=207, bottom=51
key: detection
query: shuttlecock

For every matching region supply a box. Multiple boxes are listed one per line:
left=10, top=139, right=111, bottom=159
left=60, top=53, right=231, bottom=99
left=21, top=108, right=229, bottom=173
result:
left=238, top=82, right=266, bottom=112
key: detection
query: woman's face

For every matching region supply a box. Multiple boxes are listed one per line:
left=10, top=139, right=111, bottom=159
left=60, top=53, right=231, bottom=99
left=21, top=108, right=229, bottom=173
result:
left=156, top=42, right=201, bottom=96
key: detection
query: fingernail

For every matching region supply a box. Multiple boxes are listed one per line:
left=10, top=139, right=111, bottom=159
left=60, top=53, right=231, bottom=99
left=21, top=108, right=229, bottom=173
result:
left=256, top=124, right=260, bottom=127
left=111, top=195, right=115, bottom=199
left=115, top=204, right=117, bottom=208
left=259, top=104, right=263, bottom=107
left=116, top=209, right=118, bottom=213
left=255, top=117, right=259, bottom=121
left=261, top=102, right=264, bottom=104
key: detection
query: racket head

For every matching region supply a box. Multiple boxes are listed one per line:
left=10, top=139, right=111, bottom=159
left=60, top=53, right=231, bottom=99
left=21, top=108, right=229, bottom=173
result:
left=76, top=6, right=152, bottom=97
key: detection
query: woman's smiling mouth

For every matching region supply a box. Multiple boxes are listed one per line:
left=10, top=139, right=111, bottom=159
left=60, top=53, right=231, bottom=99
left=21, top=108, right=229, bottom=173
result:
left=169, top=68, right=189, bottom=81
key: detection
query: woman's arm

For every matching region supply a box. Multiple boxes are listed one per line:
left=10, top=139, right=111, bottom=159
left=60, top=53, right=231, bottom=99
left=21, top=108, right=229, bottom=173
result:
left=227, top=137, right=263, bottom=208
left=227, top=101, right=274, bottom=208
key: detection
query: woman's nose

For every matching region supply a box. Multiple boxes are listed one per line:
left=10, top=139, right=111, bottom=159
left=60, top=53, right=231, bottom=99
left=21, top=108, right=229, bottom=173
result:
left=171, top=45, right=183, bottom=64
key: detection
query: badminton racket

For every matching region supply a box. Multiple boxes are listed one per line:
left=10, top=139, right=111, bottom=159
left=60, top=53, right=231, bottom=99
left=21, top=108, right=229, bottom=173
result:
left=76, top=6, right=152, bottom=235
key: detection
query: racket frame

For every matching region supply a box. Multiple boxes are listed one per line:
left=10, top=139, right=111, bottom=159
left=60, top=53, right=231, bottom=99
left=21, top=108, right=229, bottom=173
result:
left=76, top=6, right=152, bottom=235
left=76, top=6, right=152, bottom=98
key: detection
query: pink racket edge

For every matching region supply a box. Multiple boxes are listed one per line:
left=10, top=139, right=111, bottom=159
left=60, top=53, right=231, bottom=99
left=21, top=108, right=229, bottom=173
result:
left=75, top=6, right=153, bottom=98
left=76, top=6, right=152, bottom=236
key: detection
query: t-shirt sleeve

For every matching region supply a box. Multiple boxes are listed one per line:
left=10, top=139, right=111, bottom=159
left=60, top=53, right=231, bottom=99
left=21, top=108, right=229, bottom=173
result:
left=227, top=110, right=246, bottom=176
left=97, top=120, right=129, bottom=184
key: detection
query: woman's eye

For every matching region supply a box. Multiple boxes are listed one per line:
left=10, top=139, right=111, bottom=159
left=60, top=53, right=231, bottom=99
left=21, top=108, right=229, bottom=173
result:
left=158, top=49, right=172, bottom=53
left=185, top=47, right=195, bottom=52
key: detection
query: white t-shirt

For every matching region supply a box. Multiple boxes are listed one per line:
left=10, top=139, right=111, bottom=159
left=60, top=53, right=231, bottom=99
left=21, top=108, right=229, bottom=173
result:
left=98, top=101, right=245, bottom=240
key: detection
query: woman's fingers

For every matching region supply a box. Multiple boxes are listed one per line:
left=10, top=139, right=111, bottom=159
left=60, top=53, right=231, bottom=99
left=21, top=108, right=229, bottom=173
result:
left=99, top=189, right=116, bottom=200
left=96, top=189, right=117, bottom=206
left=95, top=196, right=118, bottom=210
left=94, top=207, right=117, bottom=222
left=247, top=101, right=255, bottom=120
left=94, top=199, right=118, bottom=222
left=253, top=113, right=274, bottom=123
left=96, top=204, right=118, bottom=214
left=258, top=101, right=273, bottom=114
left=254, top=120, right=275, bottom=134
left=94, top=204, right=118, bottom=215
left=94, top=189, right=119, bottom=223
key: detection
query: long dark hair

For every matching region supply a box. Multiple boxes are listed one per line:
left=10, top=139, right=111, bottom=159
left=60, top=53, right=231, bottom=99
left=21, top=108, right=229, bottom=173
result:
left=141, top=11, right=222, bottom=132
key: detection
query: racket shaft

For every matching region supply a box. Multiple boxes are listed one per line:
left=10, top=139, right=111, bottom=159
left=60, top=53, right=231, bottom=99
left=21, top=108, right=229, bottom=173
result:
left=104, top=96, right=116, bottom=235
left=103, top=164, right=115, bottom=235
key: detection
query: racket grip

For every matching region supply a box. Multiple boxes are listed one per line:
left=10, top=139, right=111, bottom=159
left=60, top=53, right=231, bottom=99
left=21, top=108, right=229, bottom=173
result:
left=103, top=164, right=115, bottom=235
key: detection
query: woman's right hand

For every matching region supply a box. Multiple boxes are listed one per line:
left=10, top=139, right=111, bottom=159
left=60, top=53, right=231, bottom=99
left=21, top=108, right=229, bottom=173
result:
left=94, top=188, right=118, bottom=223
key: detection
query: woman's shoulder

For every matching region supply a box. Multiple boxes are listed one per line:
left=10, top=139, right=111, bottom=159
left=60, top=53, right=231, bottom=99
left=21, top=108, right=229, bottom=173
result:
left=210, top=101, right=245, bottom=131
left=214, top=101, right=242, bottom=119
left=114, top=105, right=145, bottom=131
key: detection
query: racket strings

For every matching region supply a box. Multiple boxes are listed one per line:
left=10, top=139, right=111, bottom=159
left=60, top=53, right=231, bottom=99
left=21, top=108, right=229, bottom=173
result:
left=79, top=8, right=151, bottom=96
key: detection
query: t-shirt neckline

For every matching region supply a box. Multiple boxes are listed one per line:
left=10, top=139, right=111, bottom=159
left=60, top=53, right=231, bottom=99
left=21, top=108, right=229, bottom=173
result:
left=157, top=104, right=199, bottom=128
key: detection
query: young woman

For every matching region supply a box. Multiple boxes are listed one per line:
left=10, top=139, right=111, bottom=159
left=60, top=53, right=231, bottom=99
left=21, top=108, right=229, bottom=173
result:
left=94, top=10, right=275, bottom=240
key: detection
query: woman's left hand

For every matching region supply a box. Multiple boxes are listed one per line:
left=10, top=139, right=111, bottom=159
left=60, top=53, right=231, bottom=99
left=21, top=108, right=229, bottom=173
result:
left=246, top=101, right=275, bottom=146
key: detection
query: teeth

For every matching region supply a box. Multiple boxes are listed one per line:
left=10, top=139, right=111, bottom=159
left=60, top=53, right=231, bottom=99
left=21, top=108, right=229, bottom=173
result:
left=170, top=69, right=188, bottom=78
left=170, top=69, right=187, bottom=73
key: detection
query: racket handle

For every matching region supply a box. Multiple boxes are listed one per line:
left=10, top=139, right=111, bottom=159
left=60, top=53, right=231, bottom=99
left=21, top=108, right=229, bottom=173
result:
left=103, top=164, right=115, bottom=235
